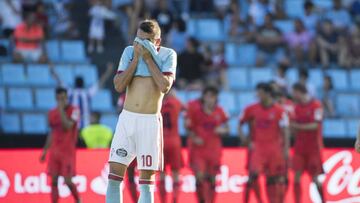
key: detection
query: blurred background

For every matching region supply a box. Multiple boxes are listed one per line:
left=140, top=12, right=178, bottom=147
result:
left=1, top=0, right=360, bottom=202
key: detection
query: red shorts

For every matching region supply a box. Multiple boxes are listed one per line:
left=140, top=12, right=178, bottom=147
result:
left=163, top=137, right=183, bottom=171
left=249, top=144, right=286, bottom=176
left=189, top=148, right=221, bottom=176
left=293, top=149, right=323, bottom=176
left=48, top=152, right=75, bottom=177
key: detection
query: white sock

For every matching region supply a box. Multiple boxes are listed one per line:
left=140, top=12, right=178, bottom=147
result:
left=106, top=174, right=123, bottom=203
left=138, top=183, right=155, bottom=203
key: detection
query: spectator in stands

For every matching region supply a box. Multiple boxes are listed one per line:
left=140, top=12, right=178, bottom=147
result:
left=350, top=0, right=360, bottom=19
left=248, top=0, right=275, bottom=27
left=88, top=0, right=116, bottom=54
left=35, top=1, right=49, bottom=37
left=177, top=37, right=205, bottom=90
left=302, top=1, right=319, bottom=34
left=13, top=12, right=47, bottom=63
left=51, top=63, right=114, bottom=129
left=53, top=1, right=79, bottom=39
left=213, top=0, right=231, bottom=18
left=190, top=0, right=214, bottom=13
left=284, top=19, right=315, bottom=66
left=274, top=61, right=289, bottom=93
left=320, top=75, right=336, bottom=118
left=298, top=69, right=316, bottom=98
left=340, top=25, right=360, bottom=68
left=255, top=14, right=283, bottom=66
left=151, top=0, right=174, bottom=35
left=325, top=0, right=352, bottom=31
left=166, top=19, right=187, bottom=53
left=316, top=20, right=343, bottom=68
left=203, top=44, right=228, bottom=89
left=225, top=1, right=256, bottom=42
left=0, top=0, right=22, bottom=38
left=81, top=112, right=113, bottom=149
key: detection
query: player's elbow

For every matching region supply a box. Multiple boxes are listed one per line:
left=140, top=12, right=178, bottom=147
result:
left=160, top=79, right=172, bottom=94
left=113, top=76, right=126, bottom=93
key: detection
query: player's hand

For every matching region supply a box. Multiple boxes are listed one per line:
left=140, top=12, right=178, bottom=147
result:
left=355, top=139, right=360, bottom=153
left=215, top=126, right=227, bottom=135
left=141, top=48, right=152, bottom=61
left=239, top=136, right=249, bottom=147
left=192, top=136, right=204, bottom=146
left=39, top=151, right=46, bottom=163
left=133, top=42, right=143, bottom=60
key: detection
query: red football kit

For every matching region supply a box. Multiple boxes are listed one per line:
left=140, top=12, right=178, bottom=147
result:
left=161, top=95, right=184, bottom=170
left=292, top=99, right=324, bottom=176
left=240, top=103, right=288, bottom=176
left=187, top=100, right=228, bottom=175
left=48, top=105, right=80, bottom=177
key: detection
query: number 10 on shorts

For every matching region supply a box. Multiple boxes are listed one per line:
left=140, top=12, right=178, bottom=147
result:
left=141, top=155, right=152, bottom=167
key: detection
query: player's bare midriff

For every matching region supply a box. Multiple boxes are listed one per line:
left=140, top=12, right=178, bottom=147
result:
left=123, top=76, right=164, bottom=114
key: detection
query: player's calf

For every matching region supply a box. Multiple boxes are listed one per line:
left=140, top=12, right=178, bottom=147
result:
left=313, top=176, right=325, bottom=203
left=106, top=162, right=127, bottom=203
left=51, top=176, right=59, bottom=203
left=138, top=170, right=156, bottom=203
left=64, top=176, right=80, bottom=202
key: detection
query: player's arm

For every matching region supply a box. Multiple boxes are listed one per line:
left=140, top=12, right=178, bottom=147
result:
left=355, top=122, right=360, bottom=153
left=280, top=112, right=290, bottom=159
left=142, top=50, right=175, bottom=94
left=215, top=123, right=229, bottom=135
left=40, top=132, right=52, bottom=163
left=58, top=106, right=75, bottom=130
left=291, top=106, right=323, bottom=131
left=238, top=108, right=251, bottom=145
left=113, top=43, right=142, bottom=93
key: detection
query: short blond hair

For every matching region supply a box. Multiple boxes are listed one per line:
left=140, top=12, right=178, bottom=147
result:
left=139, top=19, right=161, bottom=39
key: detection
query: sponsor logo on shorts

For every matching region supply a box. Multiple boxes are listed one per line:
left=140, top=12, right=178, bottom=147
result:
left=116, top=148, right=127, bottom=157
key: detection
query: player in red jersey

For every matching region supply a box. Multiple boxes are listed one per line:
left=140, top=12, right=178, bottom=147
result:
left=159, top=89, right=184, bottom=203
left=186, top=86, right=229, bottom=203
left=291, top=83, right=325, bottom=203
left=39, top=87, right=81, bottom=203
left=272, top=88, right=295, bottom=202
left=239, top=83, right=290, bottom=203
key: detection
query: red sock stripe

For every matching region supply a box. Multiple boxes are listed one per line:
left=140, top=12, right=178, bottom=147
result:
left=108, top=174, right=123, bottom=181
left=139, top=179, right=155, bottom=185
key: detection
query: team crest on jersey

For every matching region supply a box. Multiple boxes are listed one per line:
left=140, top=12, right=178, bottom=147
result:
left=116, top=148, right=127, bottom=157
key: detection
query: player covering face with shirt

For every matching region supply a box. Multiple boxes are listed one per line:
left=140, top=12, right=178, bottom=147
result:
left=107, top=19, right=177, bottom=203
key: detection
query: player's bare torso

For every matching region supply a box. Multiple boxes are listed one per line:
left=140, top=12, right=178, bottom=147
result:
left=124, top=76, right=164, bottom=114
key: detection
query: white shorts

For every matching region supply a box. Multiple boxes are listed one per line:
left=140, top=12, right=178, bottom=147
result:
left=15, top=48, right=42, bottom=62
left=109, top=110, right=164, bottom=171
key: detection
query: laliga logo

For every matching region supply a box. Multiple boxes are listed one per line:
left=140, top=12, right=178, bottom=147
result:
left=310, top=151, right=360, bottom=203
left=0, top=170, right=10, bottom=197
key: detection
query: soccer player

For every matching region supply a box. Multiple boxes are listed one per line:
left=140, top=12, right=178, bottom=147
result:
left=39, top=87, right=81, bottom=203
left=355, top=123, right=360, bottom=153
left=186, top=86, right=229, bottom=203
left=239, top=83, right=290, bottom=203
left=107, top=19, right=177, bottom=203
left=291, top=83, right=325, bottom=203
left=159, top=89, right=184, bottom=203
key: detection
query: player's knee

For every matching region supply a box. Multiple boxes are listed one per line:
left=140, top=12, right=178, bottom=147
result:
left=266, top=176, right=277, bottom=185
left=64, top=178, right=73, bottom=186
left=247, top=173, right=259, bottom=185
left=109, top=162, right=127, bottom=178
left=294, top=172, right=301, bottom=183
left=139, top=170, right=156, bottom=181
